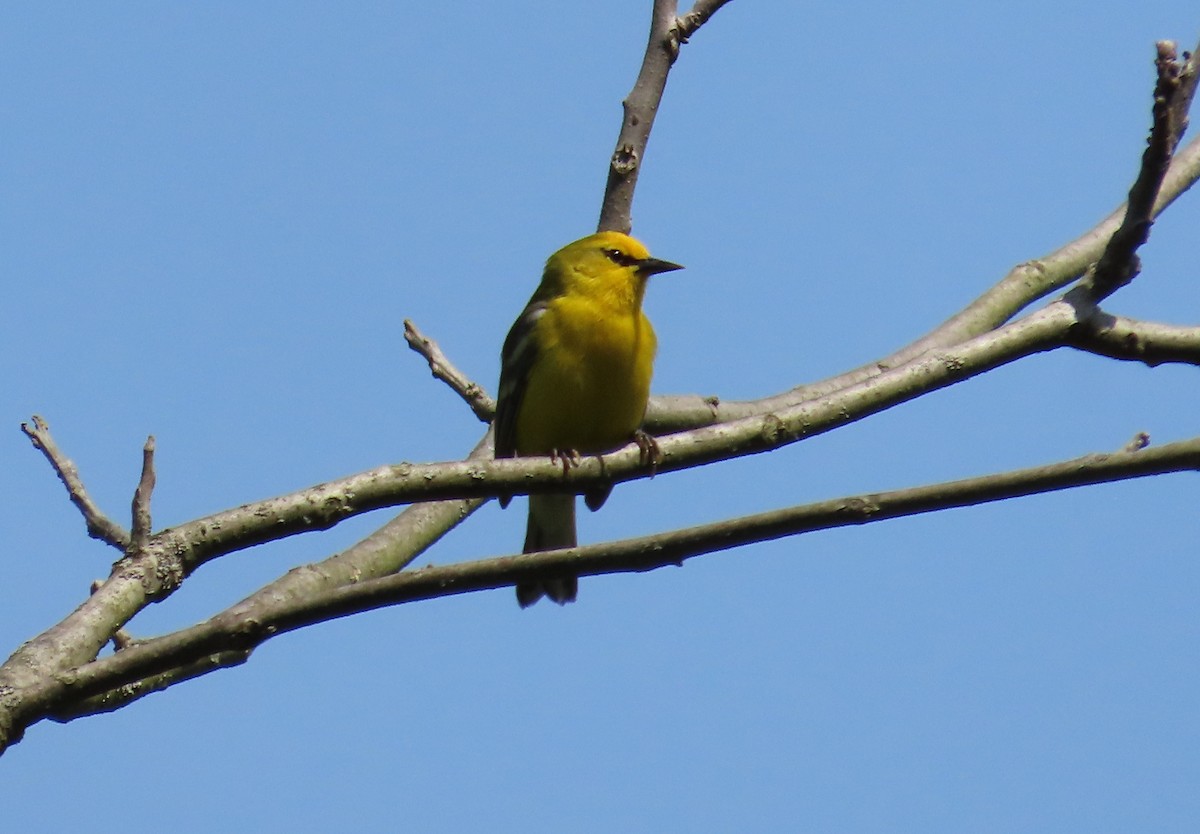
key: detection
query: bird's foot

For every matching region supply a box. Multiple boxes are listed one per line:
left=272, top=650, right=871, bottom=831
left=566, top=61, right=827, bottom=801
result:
left=549, top=448, right=582, bottom=477
left=633, top=429, right=661, bottom=475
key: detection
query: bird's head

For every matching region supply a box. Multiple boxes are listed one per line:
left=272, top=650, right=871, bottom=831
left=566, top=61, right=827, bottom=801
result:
left=542, top=231, right=683, bottom=304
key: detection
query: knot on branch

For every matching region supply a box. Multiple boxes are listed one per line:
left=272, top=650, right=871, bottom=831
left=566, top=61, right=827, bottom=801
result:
left=665, top=25, right=682, bottom=62
left=125, top=548, right=185, bottom=601
left=839, top=497, right=881, bottom=520
left=611, top=143, right=639, bottom=175
left=225, top=615, right=274, bottom=651
left=945, top=352, right=968, bottom=374
left=759, top=414, right=786, bottom=445
left=1124, top=432, right=1151, bottom=452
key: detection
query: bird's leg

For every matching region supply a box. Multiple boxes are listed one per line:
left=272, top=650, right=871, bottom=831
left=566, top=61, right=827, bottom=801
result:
left=633, top=429, right=661, bottom=475
left=549, top=448, right=582, bottom=478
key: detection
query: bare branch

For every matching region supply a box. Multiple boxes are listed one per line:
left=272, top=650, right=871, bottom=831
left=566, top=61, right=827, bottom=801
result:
left=1067, top=308, right=1200, bottom=367
left=41, top=293, right=1167, bottom=591
left=1091, top=40, right=1200, bottom=299
left=130, top=436, right=156, bottom=550
left=37, top=433, right=1200, bottom=720
left=599, top=0, right=734, bottom=232
left=49, top=650, right=251, bottom=721
left=422, top=32, right=1200, bottom=448
left=646, top=131, right=1200, bottom=433
left=403, top=319, right=494, bottom=423
left=45, top=490, right=492, bottom=720
left=99, top=305, right=1049, bottom=579
left=3, top=300, right=1083, bottom=747
left=1123, top=432, right=1151, bottom=453
left=676, top=0, right=734, bottom=42
left=7, top=14, right=1200, bottom=760
left=89, top=580, right=136, bottom=651
left=19, top=416, right=130, bottom=550
left=0, top=438, right=493, bottom=738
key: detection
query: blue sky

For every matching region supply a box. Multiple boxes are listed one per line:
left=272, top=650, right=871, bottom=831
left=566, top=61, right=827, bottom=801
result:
left=3, top=2, right=1199, bottom=831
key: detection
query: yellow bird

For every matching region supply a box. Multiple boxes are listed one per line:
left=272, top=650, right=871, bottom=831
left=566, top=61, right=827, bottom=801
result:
left=494, top=231, right=683, bottom=607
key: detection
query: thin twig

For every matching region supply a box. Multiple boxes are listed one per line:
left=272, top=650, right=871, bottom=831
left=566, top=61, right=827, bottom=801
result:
left=1123, top=432, right=1151, bottom=453
left=49, top=650, right=252, bottom=721
left=1091, top=40, right=1200, bottom=299
left=1066, top=308, right=1200, bottom=367
left=20, top=416, right=130, bottom=550
left=676, top=0, right=734, bottom=42
left=130, top=436, right=156, bottom=551
left=403, top=319, right=494, bottom=422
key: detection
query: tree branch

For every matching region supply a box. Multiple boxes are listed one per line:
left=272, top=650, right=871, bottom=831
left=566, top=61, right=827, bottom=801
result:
left=676, top=0, right=734, bottom=42
left=129, top=436, right=156, bottom=551
left=0, top=297, right=1082, bottom=746
left=645, top=137, right=1200, bottom=433
left=19, top=416, right=130, bottom=550
left=1091, top=40, right=1200, bottom=299
left=0, top=436, right=493, bottom=748
left=598, top=0, right=732, bottom=232
left=1067, top=308, right=1200, bottom=366
left=29, top=288, right=1197, bottom=594
left=49, top=492, right=490, bottom=720
left=50, top=652, right=251, bottom=722
left=403, top=319, right=494, bottom=423
left=103, top=306, right=1064, bottom=571
left=38, top=433, right=1200, bottom=722
left=2, top=1, right=740, bottom=755
left=644, top=51, right=1200, bottom=433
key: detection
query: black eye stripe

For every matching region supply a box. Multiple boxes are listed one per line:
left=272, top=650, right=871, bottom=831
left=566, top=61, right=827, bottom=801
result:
left=603, top=248, right=641, bottom=267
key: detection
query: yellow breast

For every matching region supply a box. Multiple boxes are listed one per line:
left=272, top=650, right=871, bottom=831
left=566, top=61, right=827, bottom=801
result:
left=514, top=293, right=657, bottom=455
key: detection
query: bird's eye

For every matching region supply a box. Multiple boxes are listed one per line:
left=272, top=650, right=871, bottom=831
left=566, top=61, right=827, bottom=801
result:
left=603, top=248, right=640, bottom=267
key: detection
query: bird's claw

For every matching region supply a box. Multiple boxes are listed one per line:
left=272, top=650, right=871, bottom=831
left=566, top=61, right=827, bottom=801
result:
left=633, top=429, right=661, bottom=475
left=549, top=448, right=582, bottom=477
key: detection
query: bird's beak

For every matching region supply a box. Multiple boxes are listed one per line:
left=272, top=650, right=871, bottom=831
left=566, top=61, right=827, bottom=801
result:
left=637, top=257, right=684, bottom=276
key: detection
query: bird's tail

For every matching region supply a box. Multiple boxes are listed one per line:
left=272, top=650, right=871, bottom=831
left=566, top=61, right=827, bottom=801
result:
left=517, top=493, right=578, bottom=608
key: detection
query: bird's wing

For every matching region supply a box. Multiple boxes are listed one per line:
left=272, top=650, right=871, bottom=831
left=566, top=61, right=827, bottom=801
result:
left=494, top=301, right=547, bottom=460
